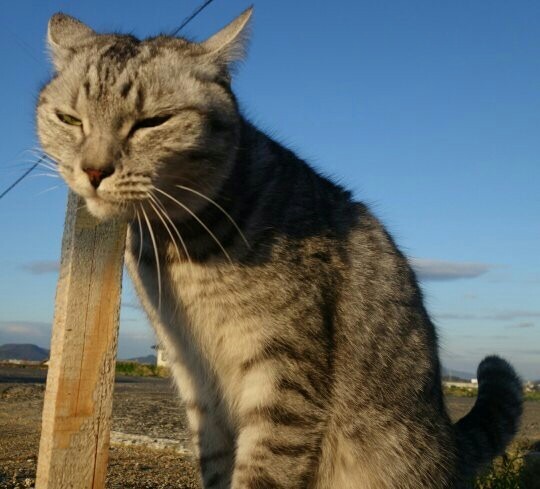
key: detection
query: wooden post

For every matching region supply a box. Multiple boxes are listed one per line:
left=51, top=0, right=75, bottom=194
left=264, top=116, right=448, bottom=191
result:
left=36, top=192, right=127, bottom=489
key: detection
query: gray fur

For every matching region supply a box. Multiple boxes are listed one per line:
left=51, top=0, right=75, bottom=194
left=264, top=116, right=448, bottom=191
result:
left=37, top=10, right=522, bottom=488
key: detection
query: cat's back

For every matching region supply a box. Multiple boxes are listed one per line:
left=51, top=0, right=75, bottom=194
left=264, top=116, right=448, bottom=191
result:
left=329, top=198, right=447, bottom=413
left=307, top=198, right=459, bottom=488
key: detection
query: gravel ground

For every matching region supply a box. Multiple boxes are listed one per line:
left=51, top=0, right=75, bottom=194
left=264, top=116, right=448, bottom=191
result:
left=1, top=365, right=539, bottom=488
left=0, top=365, right=200, bottom=489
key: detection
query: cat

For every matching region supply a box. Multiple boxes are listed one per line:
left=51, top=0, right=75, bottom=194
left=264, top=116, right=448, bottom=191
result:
left=37, top=9, right=523, bottom=489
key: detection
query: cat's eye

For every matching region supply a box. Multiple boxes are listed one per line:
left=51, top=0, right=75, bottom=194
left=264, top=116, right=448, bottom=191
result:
left=57, top=113, right=82, bottom=126
left=130, top=115, right=171, bottom=135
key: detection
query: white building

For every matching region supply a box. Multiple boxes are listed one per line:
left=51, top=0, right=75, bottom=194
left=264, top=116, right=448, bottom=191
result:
left=152, top=344, right=168, bottom=367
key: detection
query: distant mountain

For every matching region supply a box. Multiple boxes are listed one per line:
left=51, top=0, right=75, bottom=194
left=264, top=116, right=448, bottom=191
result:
left=0, top=344, right=50, bottom=361
left=122, top=355, right=157, bottom=365
left=442, top=367, right=474, bottom=381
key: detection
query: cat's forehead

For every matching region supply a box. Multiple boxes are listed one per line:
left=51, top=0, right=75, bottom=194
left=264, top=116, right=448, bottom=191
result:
left=42, top=10, right=252, bottom=110
left=46, top=35, right=203, bottom=110
left=99, top=36, right=142, bottom=64
left=77, top=34, right=199, bottom=75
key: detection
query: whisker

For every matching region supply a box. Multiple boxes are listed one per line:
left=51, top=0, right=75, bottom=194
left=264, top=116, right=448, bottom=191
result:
left=30, top=173, right=60, bottom=179
left=153, top=187, right=233, bottom=265
left=35, top=185, right=61, bottom=196
left=135, top=208, right=144, bottom=267
left=26, top=147, right=45, bottom=152
left=37, top=163, right=59, bottom=173
left=20, top=149, right=42, bottom=156
left=0, top=161, right=42, bottom=171
left=175, top=184, right=250, bottom=249
left=9, top=149, right=44, bottom=161
left=148, top=197, right=184, bottom=265
left=148, top=192, right=192, bottom=266
left=0, top=158, right=53, bottom=172
left=140, top=203, right=162, bottom=311
left=31, top=154, right=65, bottom=173
left=35, top=156, right=58, bottom=165
left=42, top=159, right=61, bottom=170
left=25, top=148, right=53, bottom=158
left=24, top=150, right=59, bottom=167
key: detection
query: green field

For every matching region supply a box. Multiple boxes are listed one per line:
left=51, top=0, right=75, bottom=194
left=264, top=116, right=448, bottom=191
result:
left=115, top=361, right=169, bottom=378
left=475, top=441, right=540, bottom=489
left=444, top=385, right=540, bottom=402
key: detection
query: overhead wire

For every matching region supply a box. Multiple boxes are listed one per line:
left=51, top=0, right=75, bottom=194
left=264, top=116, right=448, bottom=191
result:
left=171, top=0, right=217, bottom=36
left=0, top=160, right=41, bottom=201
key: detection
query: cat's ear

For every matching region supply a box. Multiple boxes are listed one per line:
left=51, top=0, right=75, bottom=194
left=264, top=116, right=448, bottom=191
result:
left=47, top=13, right=95, bottom=71
left=200, top=7, right=253, bottom=69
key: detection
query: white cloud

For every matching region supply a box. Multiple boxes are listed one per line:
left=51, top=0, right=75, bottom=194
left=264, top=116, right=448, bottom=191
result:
left=0, top=320, right=51, bottom=345
left=20, top=260, right=60, bottom=275
left=506, top=322, right=535, bottom=329
left=436, top=312, right=478, bottom=320
left=490, top=311, right=540, bottom=321
left=435, top=311, right=540, bottom=322
left=409, top=258, right=492, bottom=281
left=121, top=301, right=142, bottom=311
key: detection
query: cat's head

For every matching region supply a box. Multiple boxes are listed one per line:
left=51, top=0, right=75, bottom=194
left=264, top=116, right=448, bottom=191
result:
left=37, top=9, right=252, bottom=220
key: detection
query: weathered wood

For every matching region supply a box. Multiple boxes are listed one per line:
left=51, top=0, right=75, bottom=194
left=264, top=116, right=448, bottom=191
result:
left=36, top=192, right=127, bottom=489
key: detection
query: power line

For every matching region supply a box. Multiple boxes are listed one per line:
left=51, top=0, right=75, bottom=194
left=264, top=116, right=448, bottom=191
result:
left=0, top=160, right=41, bottom=201
left=171, top=0, right=217, bottom=36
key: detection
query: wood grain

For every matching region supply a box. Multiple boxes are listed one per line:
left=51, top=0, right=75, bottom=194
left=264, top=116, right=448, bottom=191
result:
left=36, top=192, right=127, bottom=489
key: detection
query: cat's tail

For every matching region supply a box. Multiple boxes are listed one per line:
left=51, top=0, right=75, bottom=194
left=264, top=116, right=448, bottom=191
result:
left=453, top=355, right=523, bottom=480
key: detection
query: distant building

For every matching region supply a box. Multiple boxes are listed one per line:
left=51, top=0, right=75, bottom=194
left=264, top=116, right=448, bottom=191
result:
left=152, top=344, right=168, bottom=367
left=1, top=359, right=46, bottom=367
left=443, top=381, right=478, bottom=390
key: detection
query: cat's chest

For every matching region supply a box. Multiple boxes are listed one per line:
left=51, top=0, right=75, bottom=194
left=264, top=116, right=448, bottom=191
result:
left=169, top=262, right=251, bottom=325
left=165, top=262, right=272, bottom=387
left=134, top=246, right=269, bottom=343
left=126, top=230, right=282, bottom=367
left=127, top=251, right=263, bottom=378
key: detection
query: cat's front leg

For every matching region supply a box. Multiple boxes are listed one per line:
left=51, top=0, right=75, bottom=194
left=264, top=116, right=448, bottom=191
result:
left=168, top=357, right=234, bottom=489
left=186, top=398, right=236, bottom=489
left=230, top=364, right=325, bottom=489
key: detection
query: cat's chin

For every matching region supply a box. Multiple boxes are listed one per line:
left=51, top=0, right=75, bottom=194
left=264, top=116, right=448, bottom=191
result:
left=85, top=197, right=131, bottom=221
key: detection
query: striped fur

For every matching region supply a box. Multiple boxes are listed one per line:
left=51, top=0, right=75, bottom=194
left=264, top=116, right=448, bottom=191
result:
left=37, top=10, right=522, bottom=489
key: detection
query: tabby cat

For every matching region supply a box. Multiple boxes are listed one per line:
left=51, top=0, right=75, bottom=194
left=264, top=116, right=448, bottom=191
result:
left=37, top=9, right=523, bottom=489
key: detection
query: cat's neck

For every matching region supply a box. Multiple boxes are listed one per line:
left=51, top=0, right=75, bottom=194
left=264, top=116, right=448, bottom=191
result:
left=128, top=118, right=353, bottom=266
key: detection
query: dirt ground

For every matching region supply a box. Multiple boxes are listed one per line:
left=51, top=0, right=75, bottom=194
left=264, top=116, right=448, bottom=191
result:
left=0, top=365, right=199, bottom=489
left=0, top=365, right=539, bottom=489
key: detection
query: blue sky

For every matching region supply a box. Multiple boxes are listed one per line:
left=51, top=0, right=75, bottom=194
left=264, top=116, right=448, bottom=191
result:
left=0, top=1, right=538, bottom=378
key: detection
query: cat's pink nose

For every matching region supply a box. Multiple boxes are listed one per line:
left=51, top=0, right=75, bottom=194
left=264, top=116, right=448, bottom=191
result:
left=83, top=166, right=114, bottom=189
